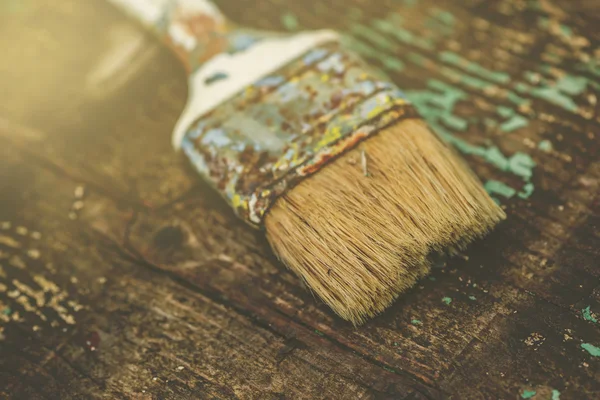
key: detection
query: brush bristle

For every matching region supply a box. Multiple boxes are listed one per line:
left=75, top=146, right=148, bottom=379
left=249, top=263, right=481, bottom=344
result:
left=265, top=119, right=505, bottom=325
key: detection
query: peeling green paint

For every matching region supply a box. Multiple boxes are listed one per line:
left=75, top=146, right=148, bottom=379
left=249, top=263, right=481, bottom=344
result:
left=582, top=306, right=598, bottom=323
left=581, top=343, right=600, bottom=357
left=411, top=319, right=422, bottom=325
left=516, top=73, right=590, bottom=113
left=440, top=52, right=510, bottom=84
left=555, top=75, right=588, bottom=95
left=518, top=182, right=535, bottom=199
left=468, top=296, right=476, bottom=301
left=440, top=113, right=468, bottom=131
left=531, top=87, right=578, bottom=112
left=521, top=389, right=536, bottom=399
left=509, top=153, right=536, bottom=180
left=314, top=329, right=324, bottom=337
left=485, top=180, right=516, bottom=199
left=501, top=115, right=528, bottom=132
left=497, top=106, right=514, bottom=118
left=405, top=80, right=536, bottom=189
left=442, top=297, right=452, bottom=305
left=507, top=91, right=529, bottom=107
left=552, top=389, right=561, bottom=400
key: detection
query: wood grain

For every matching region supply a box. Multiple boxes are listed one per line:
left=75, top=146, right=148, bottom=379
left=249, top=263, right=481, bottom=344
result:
left=0, top=0, right=599, bottom=398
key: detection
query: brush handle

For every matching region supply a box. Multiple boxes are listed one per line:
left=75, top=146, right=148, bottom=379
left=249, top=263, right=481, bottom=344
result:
left=107, top=0, right=229, bottom=72
left=108, top=0, right=416, bottom=227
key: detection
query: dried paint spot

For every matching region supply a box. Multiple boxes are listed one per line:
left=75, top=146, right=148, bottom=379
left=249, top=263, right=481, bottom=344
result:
left=581, top=343, right=600, bottom=357
left=582, top=306, right=598, bottom=323
left=524, top=332, right=545, bottom=349
left=442, top=297, right=452, bottom=305
left=521, top=389, right=536, bottom=399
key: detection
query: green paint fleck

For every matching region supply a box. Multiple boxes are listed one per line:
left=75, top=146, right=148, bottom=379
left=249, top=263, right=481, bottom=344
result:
left=497, top=106, right=515, bottom=118
left=281, top=12, right=299, bottom=31
left=581, top=343, right=600, bottom=357
left=582, top=306, right=598, bottom=323
left=439, top=52, right=510, bottom=84
left=559, top=24, right=573, bottom=38
left=440, top=113, right=468, bottom=131
left=393, top=342, right=399, bottom=346
left=530, top=87, right=578, bottom=112
left=552, top=389, right=561, bottom=400
left=501, top=115, right=529, bottom=132
left=468, top=296, right=477, bottom=301
left=555, top=75, right=588, bottom=95
left=518, top=182, right=535, bottom=199
left=485, top=180, right=516, bottom=199
left=507, top=92, right=529, bottom=106
left=383, top=366, right=396, bottom=373
left=2, top=307, right=11, bottom=316
left=509, top=153, right=536, bottom=180
left=521, top=389, right=537, bottom=399
left=515, top=82, right=530, bottom=93
left=537, top=140, right=553, bottom=152
left=442, top=297, right=452, bottom=305
left=411, top=319, right=422, bottom=325
left=405, top=80, right=535, bottom=186
left=314, top=329, right=324, bottom=337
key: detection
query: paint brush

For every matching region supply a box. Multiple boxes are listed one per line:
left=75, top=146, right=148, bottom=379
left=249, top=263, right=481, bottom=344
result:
left=107, top=0, right=505, bottom=324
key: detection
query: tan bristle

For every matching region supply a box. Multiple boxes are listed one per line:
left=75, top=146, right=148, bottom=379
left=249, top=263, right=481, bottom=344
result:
left=264, top=119, right=505, bottom=325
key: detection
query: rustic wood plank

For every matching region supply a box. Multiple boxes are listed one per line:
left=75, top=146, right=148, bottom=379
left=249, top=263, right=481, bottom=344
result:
left=0, top=139, right=434, bottom=399
left=0, top=0, right=599, bottom=398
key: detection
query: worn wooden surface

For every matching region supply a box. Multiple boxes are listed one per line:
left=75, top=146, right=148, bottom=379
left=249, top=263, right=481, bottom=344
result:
left=0, top=0, right=599, bottom=398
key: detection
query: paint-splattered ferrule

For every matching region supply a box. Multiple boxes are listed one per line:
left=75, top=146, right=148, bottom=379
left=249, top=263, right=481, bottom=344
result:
left=181, top=41, right=418, bottom=227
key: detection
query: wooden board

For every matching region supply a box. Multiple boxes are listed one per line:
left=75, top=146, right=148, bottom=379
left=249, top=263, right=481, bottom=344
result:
left=0, top=0, right=598, bottom=398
